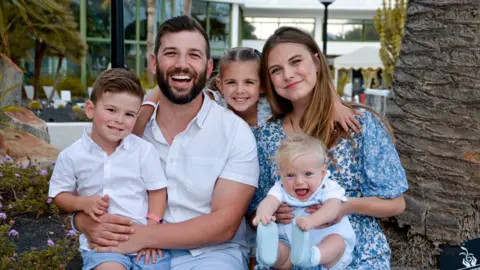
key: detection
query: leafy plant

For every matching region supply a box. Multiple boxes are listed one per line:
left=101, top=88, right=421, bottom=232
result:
left=0, top=157, right=80, bottom=268
left=373, top=0, right=407, bottom=89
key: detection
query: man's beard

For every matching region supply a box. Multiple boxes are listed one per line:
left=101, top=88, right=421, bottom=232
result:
left=156, top=65, right=207, bottom=105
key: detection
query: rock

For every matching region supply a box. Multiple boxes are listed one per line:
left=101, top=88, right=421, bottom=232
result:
left=5, top=107, right=50, bottom=143
left=0, top=53, right=22, bottom=107
left=0, top=127, right=59, bottom=167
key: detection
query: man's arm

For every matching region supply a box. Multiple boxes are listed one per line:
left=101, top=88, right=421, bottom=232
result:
left=93, top=179, right=255, bottom=253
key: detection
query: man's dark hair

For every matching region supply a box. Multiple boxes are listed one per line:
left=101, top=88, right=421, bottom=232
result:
left=90, top=68, right=144, bottom=104
left=154, top=15, right=211, bottom=59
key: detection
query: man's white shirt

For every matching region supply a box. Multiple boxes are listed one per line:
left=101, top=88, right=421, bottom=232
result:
left=48, top=131, right=168, bottom=251
left=142, top=94, right=259, bottom=256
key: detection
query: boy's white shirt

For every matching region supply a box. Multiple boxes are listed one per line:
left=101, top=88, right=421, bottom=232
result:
left=48, top=129, right=168, bottom=251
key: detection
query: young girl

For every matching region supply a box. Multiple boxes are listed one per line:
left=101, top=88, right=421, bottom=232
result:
left=253, top=134, right=355, bottom=270
left=132, top=47, right=361, bottom=136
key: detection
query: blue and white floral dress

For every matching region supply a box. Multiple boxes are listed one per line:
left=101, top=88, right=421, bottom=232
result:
left=248, top=109, right=408, bottom=270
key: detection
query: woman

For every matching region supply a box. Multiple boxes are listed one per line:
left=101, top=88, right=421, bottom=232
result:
left=248, top=27, right=408, bottom=269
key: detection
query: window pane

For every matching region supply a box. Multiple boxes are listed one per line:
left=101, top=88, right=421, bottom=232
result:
left=243, top=17, right=258, bottom=40
left=87, top=0, right=111, bottom=38
left=86, top=42, right=111, bottom=80
left=125, top=44, right=137, bottom=71
left=192, top=1, right=207, bottom=31
left=343, top=24, right=363, bottom=41
left=364, top=23, right=379, bottom=41
left=124, top=0, right=137, bottom=41
left=209, top=3, right=230, bottom=50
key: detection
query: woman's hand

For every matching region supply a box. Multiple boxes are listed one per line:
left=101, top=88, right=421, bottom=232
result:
left=274, top=203, right=294, bottom=224
left=76, top=212, right=134, bottom=248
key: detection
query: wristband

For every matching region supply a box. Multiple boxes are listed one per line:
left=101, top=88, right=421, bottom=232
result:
left=147, top=213, right=164, bottom=224
left=142, top=101, right=157, bottom=108
left=70, top=212, right=80, bottom=233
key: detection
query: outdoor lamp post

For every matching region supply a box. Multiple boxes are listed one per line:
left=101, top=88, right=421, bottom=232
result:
left=319, top=0, right=335, bottom=56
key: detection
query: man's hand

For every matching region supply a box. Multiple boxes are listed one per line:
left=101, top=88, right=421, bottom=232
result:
left=78, top=212, right=135, bottom=248
left=274, top=203, right=294, bottom=224
left=80, top=195, right=109, bottom=223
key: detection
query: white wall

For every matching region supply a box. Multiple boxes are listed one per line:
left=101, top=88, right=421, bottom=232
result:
left=242, top=40, right=379, bottom=56
left=47, top=122, right=91, bottom=150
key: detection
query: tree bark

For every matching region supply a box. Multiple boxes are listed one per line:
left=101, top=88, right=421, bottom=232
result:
left=146, top=0, right=156, bottom=85
left=33, top=40, right=47, bottom=101
left=50, top=55, right=64, bottom=102
left=385, top=0, right=480, bottom=268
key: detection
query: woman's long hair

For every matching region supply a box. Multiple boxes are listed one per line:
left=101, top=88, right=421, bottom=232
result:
left=261, top=26, right=394, bottom=148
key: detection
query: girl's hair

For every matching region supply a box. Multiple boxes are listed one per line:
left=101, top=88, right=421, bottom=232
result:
left=275, top=133, right=327, bottom=170
left=207, top=47, right=262, bottom=91
left=261, top=26, right=394, bottom=148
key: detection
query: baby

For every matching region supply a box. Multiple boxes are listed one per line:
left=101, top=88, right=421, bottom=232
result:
left=253, top=133, right=356, bottom=270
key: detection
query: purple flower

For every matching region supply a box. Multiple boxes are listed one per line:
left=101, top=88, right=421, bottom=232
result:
left=0, top=195, right=2, bottom=200
left=47, top=239, right=55, bottom=246
left=39, top=169, right=48, bottom=176
left=0, top=213, right=6, bottom=219
left=15, top=173, right=20, bottom=178
left=0, top=173, right=3, bottom=177
left=67, top=230, right=77, bottom=237
left=5, top=156, right=13, bottom=163
left=7, top=229, right=18, bottom=237
left=0, top=203, right=2, bottom=209
left=46, top=198, right=53, bottom=204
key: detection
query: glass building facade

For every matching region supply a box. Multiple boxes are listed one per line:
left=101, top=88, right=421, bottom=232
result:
left=33, top=0, right=234, bottom=90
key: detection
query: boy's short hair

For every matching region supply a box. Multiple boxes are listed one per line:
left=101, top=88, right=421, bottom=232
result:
left=90, top=68, right=144, bottom=104
left=275, top=133, right=328, bottom=169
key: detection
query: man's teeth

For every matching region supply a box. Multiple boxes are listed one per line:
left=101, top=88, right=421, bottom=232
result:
left=171, top=75, right=191, bottom=80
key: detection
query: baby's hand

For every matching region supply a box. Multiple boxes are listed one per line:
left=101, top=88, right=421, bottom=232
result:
left=296, top=216, right=315, bottom=231
left=81, top=195, right=109, bottom=223
left=252, top=215, right=276, bottom=226
left=136, top=248, right=163, bottom=264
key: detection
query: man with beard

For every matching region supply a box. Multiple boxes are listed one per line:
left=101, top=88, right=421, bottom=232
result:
left=72, top=15, right=259, bottom=270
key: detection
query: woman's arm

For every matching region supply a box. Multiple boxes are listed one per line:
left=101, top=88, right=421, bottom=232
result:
left=344, top=195, right=406, bottom=218
left=132, top=86, right=161, bottom=137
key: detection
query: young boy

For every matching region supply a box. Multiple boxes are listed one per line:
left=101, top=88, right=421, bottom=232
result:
left=253, top=134, right=356, bottom=270
left=48, top=68, right=170, bottom=270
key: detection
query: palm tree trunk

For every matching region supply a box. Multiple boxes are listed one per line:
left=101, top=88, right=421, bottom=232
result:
left=49, top=55, right=64, bottom=102
left=183, top=0, right=191, bottom=15
left=33, top=40, right=47, bottom=101
left=385, top=0, right=480, bottom=268
left=146, top=0, right=156, bottom=85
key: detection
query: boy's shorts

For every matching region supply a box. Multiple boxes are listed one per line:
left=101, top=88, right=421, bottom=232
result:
left=81, top=249, right=171, bottom=270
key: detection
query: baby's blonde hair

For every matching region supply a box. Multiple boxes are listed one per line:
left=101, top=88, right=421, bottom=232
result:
left=275, top=133, right=328, bottom=170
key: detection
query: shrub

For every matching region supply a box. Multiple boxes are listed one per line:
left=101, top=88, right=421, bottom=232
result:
left=58, top=74, right=85, bottom=98
left=57, top=104, right=65, bottom=109
left=0, top=157, right=80, bottom=268
left=27, top=100, right=42, bottom=110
